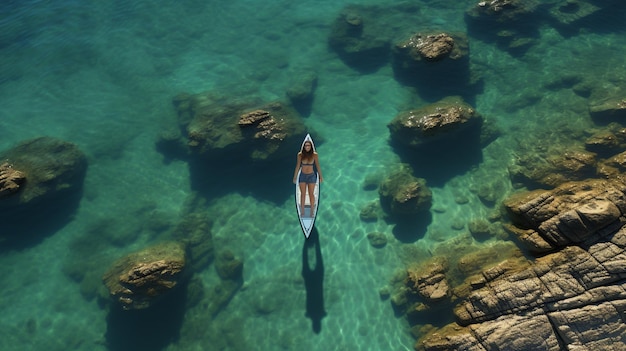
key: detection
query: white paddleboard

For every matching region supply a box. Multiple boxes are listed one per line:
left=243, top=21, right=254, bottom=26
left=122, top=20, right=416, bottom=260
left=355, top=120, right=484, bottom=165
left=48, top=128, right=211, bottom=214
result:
left=295, top=134, right=320, bottom=239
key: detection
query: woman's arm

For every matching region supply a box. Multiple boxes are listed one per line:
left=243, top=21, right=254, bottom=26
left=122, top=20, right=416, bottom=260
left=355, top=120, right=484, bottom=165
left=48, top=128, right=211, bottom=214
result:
left=293, top=153, right=302, bottom=184
left=314, top=153, right=323, bottom=183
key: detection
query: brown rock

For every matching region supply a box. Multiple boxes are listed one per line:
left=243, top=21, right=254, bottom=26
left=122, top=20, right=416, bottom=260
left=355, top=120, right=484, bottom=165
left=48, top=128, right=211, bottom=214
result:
left=238, top=110, right=271, bottom=126
left=416, top=177, right=626, bottom=350
left=548, top=299, right=626, bottom=349
left=396, top=33, right=461, bottom=62
left=502, top=223, right=555, bottom=253
left=456, top=243, right=522, bottom=278
left=504, top=179, right=626, bottom=247
left=102, top=242, right=187, bottom=310
left=0, top=162, right=25, bottom=198
left=406, top=257, right=450, bottom=303
left=388, top=96, right=482, bottom=148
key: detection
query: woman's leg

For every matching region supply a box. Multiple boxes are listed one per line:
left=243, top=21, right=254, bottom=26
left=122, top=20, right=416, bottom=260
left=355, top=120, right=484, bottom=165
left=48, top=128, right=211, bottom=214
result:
left=307, top=182, right=316, bottom=216
left=299, top=182, right=307, bottom=216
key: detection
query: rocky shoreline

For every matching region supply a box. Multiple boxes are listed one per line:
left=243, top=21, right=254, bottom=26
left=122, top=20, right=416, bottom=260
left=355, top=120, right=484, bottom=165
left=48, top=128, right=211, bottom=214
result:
left=414, top=178, right=626, bottom=350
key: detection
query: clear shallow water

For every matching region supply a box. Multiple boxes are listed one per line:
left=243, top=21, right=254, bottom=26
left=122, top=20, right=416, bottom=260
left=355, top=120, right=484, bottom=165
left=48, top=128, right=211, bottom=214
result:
left=1, top=1, right=625, bottom=350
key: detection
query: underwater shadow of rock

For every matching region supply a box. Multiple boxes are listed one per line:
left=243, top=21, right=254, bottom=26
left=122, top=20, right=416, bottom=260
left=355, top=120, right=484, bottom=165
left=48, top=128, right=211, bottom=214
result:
left=104, top=282, right=188, bottom=351
left=390, top=210, right=431, bottom=243
left=390, top=137, right=484, bottom=188
left=0, top=188, right=83, bottom=251
left=188, top=156, right=293, bottom=205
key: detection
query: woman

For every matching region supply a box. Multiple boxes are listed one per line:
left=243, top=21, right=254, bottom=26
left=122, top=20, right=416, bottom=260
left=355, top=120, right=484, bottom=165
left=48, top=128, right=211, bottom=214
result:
left=293, top=139, right=323, bottom=217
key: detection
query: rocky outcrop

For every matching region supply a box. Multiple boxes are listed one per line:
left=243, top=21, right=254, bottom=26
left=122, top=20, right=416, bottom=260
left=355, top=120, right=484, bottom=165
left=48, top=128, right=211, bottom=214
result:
left=172, top=92, right=305, bottom=162
left=378, top=164, right=432, bottom=218
left=0, top=162, right=25, bottom=198
left=503, top=179, right=624, bottom=253
left=388, top=96, right=483, bottom=149
left=102, top=242, right=187, bottom=310
left=417, top=177, right=626, bottom=350
left=0, top=137, right=87, bottom=209
left=407, top=257, right=450, bottom=303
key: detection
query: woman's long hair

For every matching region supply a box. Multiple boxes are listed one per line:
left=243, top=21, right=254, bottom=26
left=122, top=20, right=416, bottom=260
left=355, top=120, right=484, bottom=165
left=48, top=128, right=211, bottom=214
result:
left=300, top=141, right=315, bottom=159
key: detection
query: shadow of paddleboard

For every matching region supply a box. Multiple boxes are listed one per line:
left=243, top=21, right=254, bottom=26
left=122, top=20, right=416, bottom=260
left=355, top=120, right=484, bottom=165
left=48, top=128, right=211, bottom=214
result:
left=301, top=227, right=326, bottom=333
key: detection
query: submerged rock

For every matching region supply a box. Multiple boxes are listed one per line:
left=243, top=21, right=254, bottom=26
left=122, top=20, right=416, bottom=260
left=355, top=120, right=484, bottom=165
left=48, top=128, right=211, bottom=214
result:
left=359, top=201, right=381, bottom=222
left=102, top=242, right=187, bottom=310
left=548, top=0, right=602, bottom=27
left=172, top=92, right=305, bottom=162
left=366, top=232, right=388, bottom=248
left=394, top=32, right=466, bottom=63
left=589, top=96, right=626, bottom=122
left=286, top=71, right=318, bottom=113
left=465, top=0, right=540, bottom=54
left=0, top=137, right=87, bottom=209
left=584, top=130, right=621, bottom=156
left=509, top=146, right=597, bottom=189
left=388, top=96, right=483, bottom=148
left=379, top=164, right=432, bottom=218
left=328, top=6, right=390, bottom=70
left=215, top=249, right=243, bottom=280
left=392, top=31, right=471, bottom=99
left=545, top=0, right=625, bottom=37
left=467, top=0, right=539, bottom=22
left=172, top=211, right=214, bottom=272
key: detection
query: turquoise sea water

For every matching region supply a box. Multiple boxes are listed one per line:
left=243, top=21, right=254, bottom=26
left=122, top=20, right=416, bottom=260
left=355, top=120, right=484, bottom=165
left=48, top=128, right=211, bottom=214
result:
left=1, top=1, right=625, bottom=350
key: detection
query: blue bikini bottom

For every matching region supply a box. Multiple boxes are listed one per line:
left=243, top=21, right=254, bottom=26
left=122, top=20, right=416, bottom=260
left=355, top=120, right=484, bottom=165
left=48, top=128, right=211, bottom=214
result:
left=299, top=172, right=317, bottom=184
